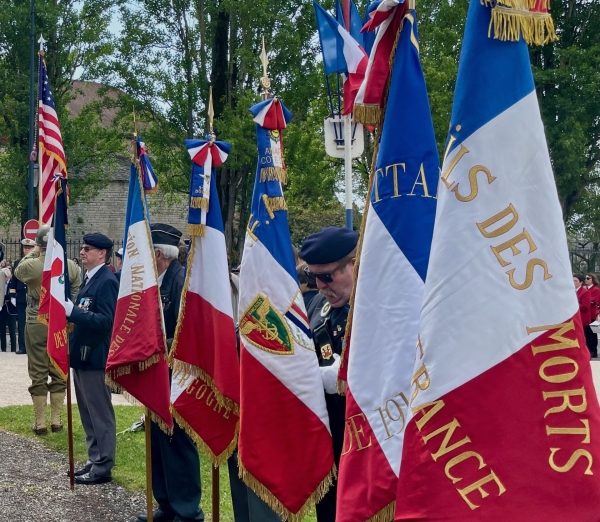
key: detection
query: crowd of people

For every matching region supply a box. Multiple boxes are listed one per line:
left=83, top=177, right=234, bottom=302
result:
left=574, top=272, right=600, bottom=359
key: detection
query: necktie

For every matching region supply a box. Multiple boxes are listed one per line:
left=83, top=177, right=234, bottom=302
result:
left=83, top=275, right=89, bottom=287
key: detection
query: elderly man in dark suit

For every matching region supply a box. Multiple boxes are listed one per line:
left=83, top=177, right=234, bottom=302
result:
left=66, top=232, right=119, bottom=485
left=10, top=238, right=35, bottom=354
left=137, top=223, right=203, bottom=522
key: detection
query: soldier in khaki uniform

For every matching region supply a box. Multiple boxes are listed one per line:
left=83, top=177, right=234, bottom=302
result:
left=14, top=225, right=81, bottom=434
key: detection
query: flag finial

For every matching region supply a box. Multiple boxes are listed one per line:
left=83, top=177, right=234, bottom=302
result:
left=38, top=34, right=46, bottom=53
left=208, top=86, right=215, bottom=137
left=260, top=36, right=271, bottom=101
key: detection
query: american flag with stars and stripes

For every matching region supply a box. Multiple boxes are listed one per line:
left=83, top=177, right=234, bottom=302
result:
left=37, top=55, right=67, bottom=225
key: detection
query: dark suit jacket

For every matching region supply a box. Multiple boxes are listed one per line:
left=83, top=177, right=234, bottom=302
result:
left=160, top=260, right=184, bottom=342
left=9, top=259, right=28, bottom=305
left=69, top=264, right=119, bottom=370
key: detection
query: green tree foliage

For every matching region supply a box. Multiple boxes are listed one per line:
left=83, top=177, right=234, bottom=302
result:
left=0, top=0, right=124, bottom=227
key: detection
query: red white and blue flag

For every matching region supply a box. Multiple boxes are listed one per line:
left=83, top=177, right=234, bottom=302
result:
left=36, top=54, right=67, bottom=225
left=395, top=1, right=600, bottom=520
left=314, top=1, right=368, bottom=115
left=105, top=140, right=173, bottom=432
left=38, top=178, right=71, bottom=379
left=169, top=137, right=240, bottom=465
left=337, top=9, right=438, bottom=521
left=238, top=98, right=335, bottom=520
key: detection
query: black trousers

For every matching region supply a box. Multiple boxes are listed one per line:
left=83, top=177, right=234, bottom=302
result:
left=16, top=303, right=26, bottom=352
left=0, top=310, right=16, bottom=352
left=151, top=420, right=204, bottom=521
left=584, top=325, right=598, bottom=358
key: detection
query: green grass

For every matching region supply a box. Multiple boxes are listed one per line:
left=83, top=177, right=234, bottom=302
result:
left=0, top=405, right=317, bottom=522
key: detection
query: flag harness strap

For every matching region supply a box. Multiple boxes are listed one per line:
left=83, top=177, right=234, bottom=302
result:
left=313, top=305, right=336, bottom=366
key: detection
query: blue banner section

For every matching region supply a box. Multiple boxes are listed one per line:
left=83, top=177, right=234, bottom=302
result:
left=446, top=0, right=534, bottom=156
left=336, top=0, right=364, bottom=47
left=248, top=100, right=297, bottom=282
left=314, top=1, right=348, bottom=75
left=372, top=11, right=438, bottom=282
left=123, top=163, right=147, bottom=247
left=54, top=178, right=70, bottom=298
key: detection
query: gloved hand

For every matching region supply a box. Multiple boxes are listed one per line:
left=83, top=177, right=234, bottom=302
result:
left=10, top=298, right=16, bottom=307
left=64, top=299, right=74, bottom=317
left=320, top=354, right=341, bottom=394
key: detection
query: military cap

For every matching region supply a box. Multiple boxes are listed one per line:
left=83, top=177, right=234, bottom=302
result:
left=300, top=226, right=359, bottom=265
left=116, top=247, right=123, bottom=258
left=83, top=233, right=113, bottom=250
left=21, top=238, right=35, bottom=247
left=36, top=225, right=50, bottom=248
left=150, top=223, right=182, bottom=247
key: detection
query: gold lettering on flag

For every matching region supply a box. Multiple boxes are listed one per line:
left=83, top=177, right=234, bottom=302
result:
left=528, top=320, right=595, bottom=475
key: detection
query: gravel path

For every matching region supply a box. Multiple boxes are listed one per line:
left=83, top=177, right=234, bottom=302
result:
left=0, top=430, right=145, bottom=522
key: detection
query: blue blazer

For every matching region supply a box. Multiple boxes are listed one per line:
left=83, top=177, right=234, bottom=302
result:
left=69, top=264, right=119, bottom=370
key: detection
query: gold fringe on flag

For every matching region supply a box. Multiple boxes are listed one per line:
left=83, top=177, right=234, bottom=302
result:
left=139, top=353, right=160, bottom=371
left=261, top=195, right=287, bottom=219
left=190, top=196, right=209, bottom=210
left=354, top=104, right=382, bottom=127
left=48, top=355, right=68, bottom=381
left=171, top=406, right=239, bottom=466
left=171, top=362, right=241, bottom=416
left=238, top=458, right=337, bottom=522
left=105, top=374, right=174, bottom=435
left=365, top=501, right=395, bottom=522
left=37, top=313, right=49, bottom=326
left=187, top=223, right=206, bottom=237
left=260, top=166, right=288, bottom=185
left=489, top=6, right=557, bottom=45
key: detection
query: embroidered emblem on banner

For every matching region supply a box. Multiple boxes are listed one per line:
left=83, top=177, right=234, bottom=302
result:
left=240, top=294, right=294, bottom=355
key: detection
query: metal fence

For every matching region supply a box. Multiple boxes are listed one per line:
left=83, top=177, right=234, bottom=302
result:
left=1, top=239, right=124, bottom=267
left=570, top=249, right=600, bottom=275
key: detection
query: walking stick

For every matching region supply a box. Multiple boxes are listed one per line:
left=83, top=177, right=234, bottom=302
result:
left=212, top=465, right=220, bottom=522
left=66, top=352, right=74, bottom=490
left=145, top=408, right=153, bottom=522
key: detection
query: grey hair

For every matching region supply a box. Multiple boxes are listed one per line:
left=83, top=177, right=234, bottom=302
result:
left=154, top=244, right=179, bottom=260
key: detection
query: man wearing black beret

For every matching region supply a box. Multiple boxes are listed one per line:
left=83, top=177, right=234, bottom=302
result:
left=299, top=226, right=358, bottom=522
left=66, top=232, right=119, bottom=485
left=136, top=223, right=203, bottom=522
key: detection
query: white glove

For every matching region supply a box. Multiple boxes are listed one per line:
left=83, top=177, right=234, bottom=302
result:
left=64, top=299, right=74, bottom=317
left=320, top=354, right=341, bottom=394
left=10, top=298, right=15, bottom=307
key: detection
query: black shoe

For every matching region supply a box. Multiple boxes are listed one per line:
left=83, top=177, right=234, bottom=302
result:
left=15, top=350, right=26, bottom=354
left=66, top=464, right=92, bottom=477
left=136, top=509, right=176, bottom=522
left=75, top=471, right=111, bottom=485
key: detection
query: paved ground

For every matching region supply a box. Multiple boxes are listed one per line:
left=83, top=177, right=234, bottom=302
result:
left=0, top=351, right=130, bottom=407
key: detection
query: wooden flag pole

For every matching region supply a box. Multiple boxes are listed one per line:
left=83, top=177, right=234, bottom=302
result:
left=212, top=465, right=220, bottom=522
left=66, top=366, right=75, bottom=490
left=145, top=409, right=154, bottom=522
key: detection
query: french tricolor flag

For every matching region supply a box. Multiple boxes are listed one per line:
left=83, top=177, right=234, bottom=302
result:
left=169, top=138, right=240, bottom=465
left=314, top=1, right=368, bottom=115
left=395, top=1, right=600, bottom=519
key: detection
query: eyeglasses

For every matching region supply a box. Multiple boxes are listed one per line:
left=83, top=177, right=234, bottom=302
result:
left=303, top=263, right=347, bottom=284
left=81, top=246, right=99, bottom=252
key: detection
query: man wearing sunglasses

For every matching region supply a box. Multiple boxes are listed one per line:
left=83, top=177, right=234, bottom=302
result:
left=299, top=226, right=358, bottom=522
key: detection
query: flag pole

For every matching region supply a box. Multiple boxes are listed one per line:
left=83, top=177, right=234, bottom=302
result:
left=344, top=113, right=353, bottom=229
left=36, top=35, right=46, bottom=224
left=145, top=408, right=153, bottom=522
left=66, top=352, right=75, bottom=489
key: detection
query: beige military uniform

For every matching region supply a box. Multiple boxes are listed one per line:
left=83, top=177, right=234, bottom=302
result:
left=14, top=249, right=81, bottom=396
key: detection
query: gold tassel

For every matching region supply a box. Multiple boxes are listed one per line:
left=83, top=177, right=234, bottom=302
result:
left=238, top=458, right=337, bottom=522
left=262, top=195, right=287, bottom=219
left=37, top=313, right=49, bottom=326
left=489, top=7, right=558, bottom=45
left=105, top=375, right=173, bottom=436
left=365, top=502, right=395, bottom=522
left=139, top=353, right=160, bottom=371
left=260, top=167, right=288, bottom=185
left=190, top=196, right=209, bottom=210
left=187, top=223, right=205, bottom=237
left=171, top=360, right=240, bottom=415
left=494, top=0, right=549, bottom=10
left=354, top=104, right=382, bottom=126
left=171, top=407, right=239, bottom=466
left=145, top=186, right=159, bottom=194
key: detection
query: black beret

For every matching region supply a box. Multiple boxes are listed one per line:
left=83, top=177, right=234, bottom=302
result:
left=83, top=233, right=113, bottom=250
left=151, top=223, right=182, bottom=247
left=300, top=226, right=359, bottom=265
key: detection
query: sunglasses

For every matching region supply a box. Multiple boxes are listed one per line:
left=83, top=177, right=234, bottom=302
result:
left=585, top=276, right=592, bottom=280
left=81, top=246, right=100, bottom=252
left=303, top=263, right=347, bottom=284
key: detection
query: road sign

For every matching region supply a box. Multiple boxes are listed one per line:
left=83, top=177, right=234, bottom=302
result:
left=23, top=219, right=40, bottom=241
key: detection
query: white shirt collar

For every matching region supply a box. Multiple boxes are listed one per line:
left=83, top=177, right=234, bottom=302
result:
left=84, top=263, right=104, bottom=282
left=158, top=270, right=166, bottom=286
